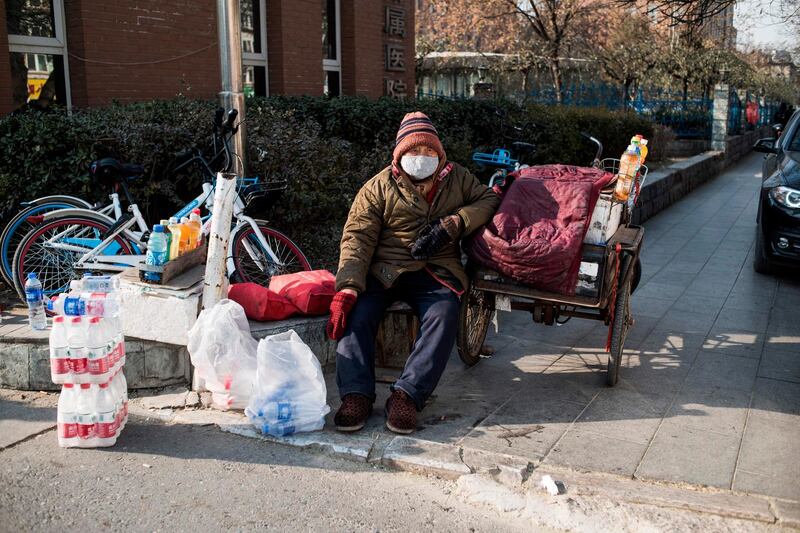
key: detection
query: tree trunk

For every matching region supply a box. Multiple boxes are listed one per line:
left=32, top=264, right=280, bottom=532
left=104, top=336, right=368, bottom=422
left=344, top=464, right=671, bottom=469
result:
left=682, top=79, right=689, bottom=103
left=549, top=58, right=563, bottom=103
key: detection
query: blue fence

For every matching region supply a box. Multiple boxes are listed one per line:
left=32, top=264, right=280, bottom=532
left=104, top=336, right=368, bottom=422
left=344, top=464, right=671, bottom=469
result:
left=728, top=92, right=778, bottom=136
left=528, top=83, right=713, bottom=138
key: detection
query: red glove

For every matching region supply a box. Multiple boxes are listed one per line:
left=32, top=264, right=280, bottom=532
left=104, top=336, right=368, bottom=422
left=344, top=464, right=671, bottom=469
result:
left=326, top=290, right=357, bottom=340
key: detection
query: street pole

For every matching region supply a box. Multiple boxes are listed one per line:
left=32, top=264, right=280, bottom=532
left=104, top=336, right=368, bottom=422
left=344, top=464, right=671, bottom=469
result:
left=217, top=0, right=247, bottom=177
left=194, top=1, right=247, bottom=390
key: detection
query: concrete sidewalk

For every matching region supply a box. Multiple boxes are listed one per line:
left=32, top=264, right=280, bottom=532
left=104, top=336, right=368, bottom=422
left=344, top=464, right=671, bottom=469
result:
left=137, top=152, right=798, bottom=524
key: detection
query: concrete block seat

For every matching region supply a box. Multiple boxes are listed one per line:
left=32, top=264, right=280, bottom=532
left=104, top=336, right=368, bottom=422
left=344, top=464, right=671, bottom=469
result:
left=249, top=302, right=417, bottom=373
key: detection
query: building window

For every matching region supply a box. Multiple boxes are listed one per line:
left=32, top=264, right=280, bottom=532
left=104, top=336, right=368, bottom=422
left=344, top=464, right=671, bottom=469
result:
left=6, top=0, right=70, bottom=110
left=241, top=0, right=268, bottom=97
left=322, top=0, right=341, bottom=96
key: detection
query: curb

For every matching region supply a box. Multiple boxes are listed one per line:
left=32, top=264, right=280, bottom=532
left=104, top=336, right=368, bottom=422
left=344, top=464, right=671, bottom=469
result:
left=130, top=402, right=796, bottom=526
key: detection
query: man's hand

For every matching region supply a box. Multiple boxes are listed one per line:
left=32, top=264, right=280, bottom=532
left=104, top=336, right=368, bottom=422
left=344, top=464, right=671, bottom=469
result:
left=410, top=215, right=462, bottom=260
left=326, top=289, right=358, bottom=341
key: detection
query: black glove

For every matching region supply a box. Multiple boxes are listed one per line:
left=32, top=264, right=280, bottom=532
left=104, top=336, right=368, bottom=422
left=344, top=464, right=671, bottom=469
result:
left=410, top=218, right=453, bottom=260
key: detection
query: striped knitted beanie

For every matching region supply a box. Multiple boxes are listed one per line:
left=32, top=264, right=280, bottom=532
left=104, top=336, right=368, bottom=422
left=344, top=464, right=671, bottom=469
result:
left=392, top=111, right=446, bottom=166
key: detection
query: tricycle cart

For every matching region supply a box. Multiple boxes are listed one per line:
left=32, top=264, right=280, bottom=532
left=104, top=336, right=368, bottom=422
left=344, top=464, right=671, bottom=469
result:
left=457, top=156, right=647, bottom=386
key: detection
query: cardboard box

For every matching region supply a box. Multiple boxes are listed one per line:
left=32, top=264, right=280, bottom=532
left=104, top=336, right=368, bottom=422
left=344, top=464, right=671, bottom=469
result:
left=585, top=194, right=622, bottom=245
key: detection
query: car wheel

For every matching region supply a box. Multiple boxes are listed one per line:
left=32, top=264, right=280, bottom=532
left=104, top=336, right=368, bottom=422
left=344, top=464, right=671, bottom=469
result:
left=753, top=225, right=773, bottom=274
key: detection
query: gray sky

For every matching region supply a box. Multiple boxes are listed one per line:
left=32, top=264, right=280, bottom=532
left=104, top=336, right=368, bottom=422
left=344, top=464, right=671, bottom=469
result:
left=734, top=0, right=797, bottom=49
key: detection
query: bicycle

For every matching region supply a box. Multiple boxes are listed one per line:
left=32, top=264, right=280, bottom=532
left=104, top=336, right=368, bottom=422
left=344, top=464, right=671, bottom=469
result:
left=11, top=108, right=310, bottom=302
left=1, top=196, right=99, bottom=288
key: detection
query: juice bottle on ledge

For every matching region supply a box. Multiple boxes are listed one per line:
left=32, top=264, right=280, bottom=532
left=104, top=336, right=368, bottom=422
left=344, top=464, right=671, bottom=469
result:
left=179, top=217, right=192, bottom=254
left=160, top=219, right=172, bottom=260
left=613, top=143, right=640, bottom=202
left=167, top=217, right=182, bottom=259
left=188, top=209, right=203, bottom=248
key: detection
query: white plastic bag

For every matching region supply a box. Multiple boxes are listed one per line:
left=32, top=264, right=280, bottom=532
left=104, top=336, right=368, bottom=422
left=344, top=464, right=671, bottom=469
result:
left=187, top=299, right=257, bottom=410
left=245, top=330, right=330, bottom=437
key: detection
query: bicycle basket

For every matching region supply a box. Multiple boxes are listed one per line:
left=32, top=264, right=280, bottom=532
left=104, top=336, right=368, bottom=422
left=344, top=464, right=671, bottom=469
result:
left=242, top=179, right=287, bottom=216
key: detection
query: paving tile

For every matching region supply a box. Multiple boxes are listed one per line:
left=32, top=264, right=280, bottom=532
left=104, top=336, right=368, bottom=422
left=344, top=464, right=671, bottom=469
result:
left=570, top=388, right=671, bottom=445
left=666, top=387, right=750, bottom=436
left=636, top=419, right=740, bottom=488
left=683, top=352, right=759, bottom=393
left=545, top=429, right=648, bottom=477
left=629, top=295, right=674, bottom=319
left=733, top=410, right=800, bottom=501
left=670, top=294, right=726, bottom=317
left=654, top=312, right=717, bottom=335
left=750, top=377, right=800, bottom=416
left=702, top=328, right=765, bottom=359
left=459, top=391, right=590, bottom=459
left=712, top=307, right=770, bottom=333
left=758, top=346, right=800, bottom=383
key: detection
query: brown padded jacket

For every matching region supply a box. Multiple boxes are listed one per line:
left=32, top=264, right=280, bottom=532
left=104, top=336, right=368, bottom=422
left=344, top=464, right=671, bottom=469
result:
left=335, top=161, right=500, bottom=294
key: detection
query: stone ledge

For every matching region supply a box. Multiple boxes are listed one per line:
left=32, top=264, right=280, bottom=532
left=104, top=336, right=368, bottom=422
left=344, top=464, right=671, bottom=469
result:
left=633, top=127, right=770, bottom=225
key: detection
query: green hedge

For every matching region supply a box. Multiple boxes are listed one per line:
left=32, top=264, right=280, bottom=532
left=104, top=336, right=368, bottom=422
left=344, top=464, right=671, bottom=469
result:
left=0, top=96, right=654, bottom=270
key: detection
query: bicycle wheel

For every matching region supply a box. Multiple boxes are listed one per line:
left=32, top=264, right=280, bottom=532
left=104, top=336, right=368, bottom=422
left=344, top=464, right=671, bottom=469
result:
left=12, top=215, right=134, bottom=302
left=229, top=222, right=311, bottom=287
left=0, top=195, right=91, bottom=287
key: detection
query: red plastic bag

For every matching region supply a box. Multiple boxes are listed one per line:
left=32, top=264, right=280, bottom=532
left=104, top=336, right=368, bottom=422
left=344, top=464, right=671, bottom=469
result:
left=269, top=270, right=336, bottom=316
left=228, top=283, right=299, bottom=321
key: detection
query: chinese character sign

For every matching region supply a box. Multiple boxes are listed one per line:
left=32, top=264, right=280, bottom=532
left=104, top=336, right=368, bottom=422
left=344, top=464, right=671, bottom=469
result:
left=385, top=7, right=406, bottom=37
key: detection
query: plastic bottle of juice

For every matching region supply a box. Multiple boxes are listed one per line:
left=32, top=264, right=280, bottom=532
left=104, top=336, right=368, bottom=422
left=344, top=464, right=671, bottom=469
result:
left=634, top=135, right=649, bottom=164
left=613, top=144, right=640, bottom=202
left=188, top=209, right=203, bottom=248
left=167, top=217, right=182, bottom=259
left=159, top=219, right=172, bottom=260
left=177, top=217, right=193, bottom=254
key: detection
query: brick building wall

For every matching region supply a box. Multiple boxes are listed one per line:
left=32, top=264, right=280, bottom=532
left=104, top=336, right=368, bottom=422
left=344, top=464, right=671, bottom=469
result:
left=266, top=0, right=323, bottom=96
left=64, top=0, right=220, bottom=107
left=2, top=0, right=415, bottom=112
left=340, top=0, right=414, bottom=98
left=0, top=0, right=13, bottom=114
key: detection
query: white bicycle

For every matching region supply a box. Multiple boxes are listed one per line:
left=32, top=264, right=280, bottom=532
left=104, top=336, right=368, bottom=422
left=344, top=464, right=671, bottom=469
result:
left=12, top=108, right=310, bottom=301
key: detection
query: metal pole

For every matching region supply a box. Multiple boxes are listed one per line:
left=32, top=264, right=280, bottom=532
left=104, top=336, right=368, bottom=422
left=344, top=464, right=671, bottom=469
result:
left=194, top=171, right=237, bottom=391
left=217, top=0, right=247, bottom=177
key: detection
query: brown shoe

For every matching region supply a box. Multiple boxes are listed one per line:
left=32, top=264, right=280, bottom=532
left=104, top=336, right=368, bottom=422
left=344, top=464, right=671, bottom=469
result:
left=334, top=394, right=373, bottom=432
left=385, top=389, right=417, bottom=434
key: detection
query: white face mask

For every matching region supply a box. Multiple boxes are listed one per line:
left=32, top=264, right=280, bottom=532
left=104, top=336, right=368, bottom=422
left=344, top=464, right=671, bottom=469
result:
left=400, top=155, right=439, bottom=181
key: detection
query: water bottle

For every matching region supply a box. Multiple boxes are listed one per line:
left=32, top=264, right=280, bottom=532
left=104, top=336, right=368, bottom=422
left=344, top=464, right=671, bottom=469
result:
left=86, top=317, right=110, bottom=383
left=57, top=384, right=78, bottom=448
left=188, top=209, right=203, bottom=248
left=67, top=317, right=88, bottom=380
left=84, top=292, right=120, bottom=318
left=48, top=294, right=86, bottom=316
left=81, top=274, right=119, bottom=293
left=76, top=383, right=96, bottom=447
left=24, top=273, right=47, bottom=330
left=144, top=224, right=169, bottom=282
left=179, top=217, right=192, bottom=255
left=94, top=382, right=117, bottom=446
left=49, top=316, right=70, bottom=383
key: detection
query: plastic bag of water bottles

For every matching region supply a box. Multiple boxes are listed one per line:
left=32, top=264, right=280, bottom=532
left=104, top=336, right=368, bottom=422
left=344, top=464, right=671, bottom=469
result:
left=245, top=330, right=330, bottom=437
left=187, top=299, right=257, bottom=410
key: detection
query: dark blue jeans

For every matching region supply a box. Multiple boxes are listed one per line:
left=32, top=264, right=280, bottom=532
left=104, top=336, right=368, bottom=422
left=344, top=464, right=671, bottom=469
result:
left=336, top=269, right=460, bottom=411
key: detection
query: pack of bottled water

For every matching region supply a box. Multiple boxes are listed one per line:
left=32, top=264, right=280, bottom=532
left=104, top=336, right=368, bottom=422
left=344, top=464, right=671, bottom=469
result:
left=57, top=370, right=128, bottom=448
left=49, top=274, right=128, bottom=448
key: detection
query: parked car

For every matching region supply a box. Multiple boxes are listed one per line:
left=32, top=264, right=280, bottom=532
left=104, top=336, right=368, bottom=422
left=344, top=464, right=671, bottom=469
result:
left=752, top=110, right=800, bottom=274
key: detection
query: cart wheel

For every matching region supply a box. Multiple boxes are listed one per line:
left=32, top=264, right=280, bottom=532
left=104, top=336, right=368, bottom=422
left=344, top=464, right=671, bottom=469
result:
left=457, top=285, right=494, bottom=367
left=607, top=279, right=631, bottom=386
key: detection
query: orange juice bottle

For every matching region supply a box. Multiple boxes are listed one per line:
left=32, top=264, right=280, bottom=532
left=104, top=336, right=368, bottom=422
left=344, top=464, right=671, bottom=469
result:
left=613, top=144, right=640, bottom=202
left=187, top=209, right=203, bottom=248
left=179, top=217, right=192, bottom=254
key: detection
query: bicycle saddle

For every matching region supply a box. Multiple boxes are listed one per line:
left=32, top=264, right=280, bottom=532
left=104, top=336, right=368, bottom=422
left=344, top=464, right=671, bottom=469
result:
left=89, top=158, right=145, bottom=181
